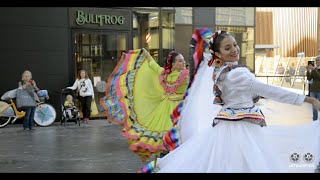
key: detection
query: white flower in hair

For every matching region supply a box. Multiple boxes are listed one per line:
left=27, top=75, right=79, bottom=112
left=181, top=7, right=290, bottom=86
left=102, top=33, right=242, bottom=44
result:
left=217, top=30, right=222, bottom=35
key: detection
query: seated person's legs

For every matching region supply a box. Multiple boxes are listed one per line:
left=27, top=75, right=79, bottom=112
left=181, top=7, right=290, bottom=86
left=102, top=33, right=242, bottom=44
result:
left=71, top=107, right=79, bottom=116
left=66, top=109, right=72, bottom=118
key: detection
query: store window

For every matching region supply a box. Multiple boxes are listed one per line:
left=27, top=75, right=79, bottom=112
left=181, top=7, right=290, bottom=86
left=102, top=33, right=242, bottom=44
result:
left=132, top=8, right=176, bottom=65
left=133, top=10, right=160, bottom=62
left=215, top=26, right=255, bottom=71
left=162, top=10, right=175, bottom=63
left=73, top=31, right=128, bottom=118
left=216, top=8, right=255, bottom=26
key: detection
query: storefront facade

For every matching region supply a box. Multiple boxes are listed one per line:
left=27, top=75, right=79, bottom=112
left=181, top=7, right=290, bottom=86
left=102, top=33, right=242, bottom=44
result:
left=0, top=7, right=256, bottom=120
left=69, top=8, right=132, bottom=118
left=69, top=7, right=177, bottom=118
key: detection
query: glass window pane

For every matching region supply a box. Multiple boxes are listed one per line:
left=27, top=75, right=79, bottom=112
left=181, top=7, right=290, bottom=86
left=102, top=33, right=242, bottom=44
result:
left=215, top=26, right=255, bottom=71
left=73, top=32, right=128, bottom=119
left=117, top=34, right=127, bottom=52
left=133, top=13, right=138, bottom=29
left=162, top=12, right=174, bottom=27
left=216, top=8, right=254, bottom=26
left=82, top=46, right=90, bottom=56
left=91, top=34, right=99, bottom=44
left=162, top=11, right=175, bottom=64
left=149, top=12, right=159, bottom=27
left=133, top=10, right=160, bottom=62
left=163, top=28, right=174, bottom=49
left=175, top=7, right=192, bottom=24
left=82, top=34, right=89, bottom=44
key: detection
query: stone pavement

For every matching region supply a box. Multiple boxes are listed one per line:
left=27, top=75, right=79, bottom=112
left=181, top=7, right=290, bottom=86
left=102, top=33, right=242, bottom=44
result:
left=0, top=120, right=144, bottom=173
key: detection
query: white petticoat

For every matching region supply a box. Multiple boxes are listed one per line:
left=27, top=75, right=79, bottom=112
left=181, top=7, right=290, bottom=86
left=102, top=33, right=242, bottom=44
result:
left=154, top=56, right=320, bottom=173
left=157, top=120, right=320, bottom=173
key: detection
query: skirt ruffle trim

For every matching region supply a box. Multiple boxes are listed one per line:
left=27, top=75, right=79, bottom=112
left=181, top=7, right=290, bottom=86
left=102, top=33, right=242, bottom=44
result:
left=121, top=122, right=168, bottom=161
left=137, top=160, right=158, bottom=173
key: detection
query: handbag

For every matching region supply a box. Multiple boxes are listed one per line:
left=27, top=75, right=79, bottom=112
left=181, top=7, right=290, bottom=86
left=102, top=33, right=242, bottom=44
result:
left=90, top=100, right=99, bottom=116
left=16, top=89, right=37, bottom=109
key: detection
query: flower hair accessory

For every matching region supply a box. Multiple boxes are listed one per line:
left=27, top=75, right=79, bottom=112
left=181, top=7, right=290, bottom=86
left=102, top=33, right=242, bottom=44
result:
left=208, top=30, right=226, bottom=67
left=164, top=51, right=175, bottom=74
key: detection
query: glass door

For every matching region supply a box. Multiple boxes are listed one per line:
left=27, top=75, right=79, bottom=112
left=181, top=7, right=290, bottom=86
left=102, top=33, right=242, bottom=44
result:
left=73, top=31, right=128, bottom=118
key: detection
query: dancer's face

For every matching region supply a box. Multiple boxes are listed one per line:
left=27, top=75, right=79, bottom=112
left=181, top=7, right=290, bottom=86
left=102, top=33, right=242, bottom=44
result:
left=172, top=54, right=186, bottom=71
left=215, top=36, right=240, bottom=62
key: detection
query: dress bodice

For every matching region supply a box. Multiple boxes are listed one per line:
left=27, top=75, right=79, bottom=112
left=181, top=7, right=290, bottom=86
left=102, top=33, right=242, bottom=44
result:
left=159, top=70, right=189, bottom=101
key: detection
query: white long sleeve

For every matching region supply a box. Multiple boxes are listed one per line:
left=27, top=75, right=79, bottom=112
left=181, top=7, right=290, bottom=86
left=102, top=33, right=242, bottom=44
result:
left=221, top=67, right=305, bottom=108
left=87, top=79, right=94, bottom=98
left=67, top=79, right=94, bottom=98
left=68, top=79, right=79, bottom=90
left=250, top=80, right=305, bottom=105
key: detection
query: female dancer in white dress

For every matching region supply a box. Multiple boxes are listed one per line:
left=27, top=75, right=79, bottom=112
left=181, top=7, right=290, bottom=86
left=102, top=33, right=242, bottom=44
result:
left=139, top=29, right=320, bottom=173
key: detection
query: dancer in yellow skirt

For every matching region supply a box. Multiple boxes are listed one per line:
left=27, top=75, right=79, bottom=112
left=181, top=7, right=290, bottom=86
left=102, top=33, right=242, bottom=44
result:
left=100, top=48, right=189, bottom=162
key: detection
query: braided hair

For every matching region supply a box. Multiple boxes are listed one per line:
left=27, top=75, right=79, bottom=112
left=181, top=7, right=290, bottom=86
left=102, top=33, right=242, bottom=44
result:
left=164, top=51, right=180, bottom=74
left=208, top=30, right=230, bottom=66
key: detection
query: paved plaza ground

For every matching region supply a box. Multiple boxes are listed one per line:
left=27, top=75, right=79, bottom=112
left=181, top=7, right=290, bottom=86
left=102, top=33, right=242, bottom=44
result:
left=0, top=120, right=144, bottom=173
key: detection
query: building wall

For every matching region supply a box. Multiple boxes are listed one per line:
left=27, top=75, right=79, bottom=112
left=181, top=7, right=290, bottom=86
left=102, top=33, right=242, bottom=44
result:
left=193, top=7, right=215, bottom=29
left=257, top=8, right=318, bottom=57
left=318, top=7, right=320, bottom=55
left=0, top=7, right=70, bottom=118
left=256, top=11, right=274, bottom=57
left=256, top=11, right=273, bottom=45
left=174, top=25, right=193, bottom=63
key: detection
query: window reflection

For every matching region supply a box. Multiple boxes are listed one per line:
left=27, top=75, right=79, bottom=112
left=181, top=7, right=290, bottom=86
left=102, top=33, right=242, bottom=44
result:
left=132, top=9, right=176, bottom=65
left=216, top=26, right=255, bottom=70
left=133, top=10, right=160, bottom=62
left=162, top=11, right=175, bottom=64
left=73, top=32, right=127, bottom=118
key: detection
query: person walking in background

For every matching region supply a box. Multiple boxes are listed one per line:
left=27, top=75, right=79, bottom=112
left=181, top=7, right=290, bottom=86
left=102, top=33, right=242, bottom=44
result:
left=100, top=49, right=189, bottom=162
left=67, top=70, right=94, bottom=124
left=277, top=63, right=285, bottom=81
left=289, top=63, right=296, bottom=76
left=306, top=56, right=320, bottom=121
left=19, top=70, right=39, bottom=131
left=285, top=62, right=296, bottom=84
